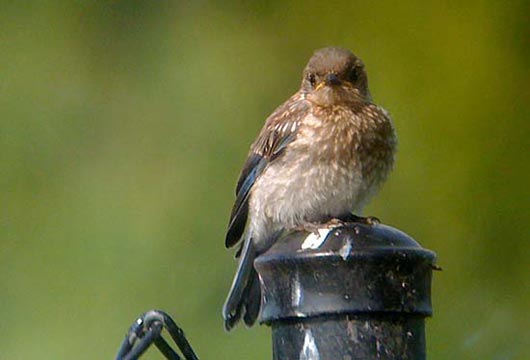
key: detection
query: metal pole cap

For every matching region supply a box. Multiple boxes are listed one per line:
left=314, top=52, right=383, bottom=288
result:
left=255, top=223, right=437, bottom=324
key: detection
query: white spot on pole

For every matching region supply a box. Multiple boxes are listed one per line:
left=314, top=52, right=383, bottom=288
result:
left=339, top=238, right=353, bottom=260
left=292, top=272, right=303, bottom=307
left=301, top=228, right=331, bottom=250
left=299, top=329, right=320, bottom=360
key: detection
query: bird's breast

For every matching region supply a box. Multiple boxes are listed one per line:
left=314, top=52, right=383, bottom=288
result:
left=248, top=104, right=395, bottom=249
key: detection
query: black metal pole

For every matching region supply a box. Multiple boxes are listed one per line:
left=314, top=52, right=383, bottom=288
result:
left=254, top=223, right=436, bottom=360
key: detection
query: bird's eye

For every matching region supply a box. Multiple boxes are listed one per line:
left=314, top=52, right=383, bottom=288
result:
left=308, top=73, right=316, bottom=87
left=350, top=67, right=359, bottom=83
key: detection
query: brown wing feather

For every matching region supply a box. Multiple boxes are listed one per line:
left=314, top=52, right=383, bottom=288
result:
left=225, top=93, right=309, bottom=248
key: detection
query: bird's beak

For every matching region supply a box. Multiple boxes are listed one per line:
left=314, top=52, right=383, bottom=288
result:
left=314, top=73, right=341, bottom=91
left=325, top=73, right=341, bottom=86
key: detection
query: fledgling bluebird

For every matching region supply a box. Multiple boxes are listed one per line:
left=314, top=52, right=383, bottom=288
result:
left=223, top=47, right=397, bottom=330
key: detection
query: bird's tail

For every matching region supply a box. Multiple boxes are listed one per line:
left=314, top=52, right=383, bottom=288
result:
left=222, top=237, right=261, bottom=331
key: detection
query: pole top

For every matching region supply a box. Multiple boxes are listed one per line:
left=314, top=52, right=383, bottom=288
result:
left=254, top=223, right=436, bottom=324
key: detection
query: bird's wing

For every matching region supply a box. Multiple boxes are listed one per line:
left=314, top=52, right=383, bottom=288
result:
left=225, top=94, right=309, bottom=248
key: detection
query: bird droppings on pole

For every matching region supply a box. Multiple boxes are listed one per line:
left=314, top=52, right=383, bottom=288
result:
left=255, top=222, right=436, bottom=360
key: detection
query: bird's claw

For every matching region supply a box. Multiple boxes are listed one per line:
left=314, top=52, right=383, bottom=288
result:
left=295, top=222, right=323, bottom=236
left=431, top=264, right=443, bottom=271
left=325, top=218, right=347, bottom=227
left=295, top=218, right=349, bottom=237
left=350, top=214, right=380, bottom=226
left=295, top=214, right=380, bottom=235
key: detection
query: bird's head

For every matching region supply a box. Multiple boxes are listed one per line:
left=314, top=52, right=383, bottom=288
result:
left=301, top=47, right=371, bottom=107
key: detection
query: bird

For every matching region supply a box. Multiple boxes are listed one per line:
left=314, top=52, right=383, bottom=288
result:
left=222, top=47, right=397, bottom=331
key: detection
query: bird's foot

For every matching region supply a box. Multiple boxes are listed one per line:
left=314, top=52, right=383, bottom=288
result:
left=324, top=217, right=347, bottom=228
left=295, top=218, right=348, bottom=236
left=349, top=214, right=381, bottom=226
left=431, top=264, right=443, bottom=271
left=295, top=222, right=323, bottom=236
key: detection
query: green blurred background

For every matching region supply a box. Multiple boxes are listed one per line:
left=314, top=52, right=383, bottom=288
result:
left=1, top=1, right=529, bottom=359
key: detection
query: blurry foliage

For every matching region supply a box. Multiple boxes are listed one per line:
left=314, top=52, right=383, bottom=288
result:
left=1, top=1, right=529, bottom=359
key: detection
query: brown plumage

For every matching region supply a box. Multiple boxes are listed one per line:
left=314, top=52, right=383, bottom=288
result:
left=223, top=47, right=397, bottom=330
